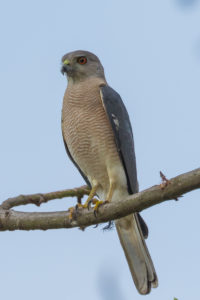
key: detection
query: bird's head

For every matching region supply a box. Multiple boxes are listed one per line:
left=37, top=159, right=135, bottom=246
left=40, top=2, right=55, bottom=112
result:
left=61, top=50, right=105, bottom=82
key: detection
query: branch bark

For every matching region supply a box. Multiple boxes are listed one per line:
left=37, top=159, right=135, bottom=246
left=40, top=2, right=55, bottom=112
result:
left=1, top=185, right=90, bottom=210
left=0, top=168, right=199, bottom=231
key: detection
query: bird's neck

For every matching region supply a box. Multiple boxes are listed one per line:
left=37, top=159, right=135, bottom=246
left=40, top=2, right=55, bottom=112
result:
left=67, top=76, right=107, bottom=87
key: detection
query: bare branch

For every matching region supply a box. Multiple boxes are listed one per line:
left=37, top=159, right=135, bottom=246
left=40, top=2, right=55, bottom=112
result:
left=0, top=168, right=199, bottom=231
left=1, top=185, right=90, bottom=210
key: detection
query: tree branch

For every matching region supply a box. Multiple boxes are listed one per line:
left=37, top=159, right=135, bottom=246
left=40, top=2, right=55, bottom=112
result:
left=0, top=168, right=199, bottom=231
left=1, top=185, right=89, bottom=210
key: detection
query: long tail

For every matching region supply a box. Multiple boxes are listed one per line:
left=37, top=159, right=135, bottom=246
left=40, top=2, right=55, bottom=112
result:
left=115, top=213, right=158, bottom=295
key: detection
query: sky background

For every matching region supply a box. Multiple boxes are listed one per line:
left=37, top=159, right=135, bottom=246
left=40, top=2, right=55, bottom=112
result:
left=0, top=0, right=200, bottom=299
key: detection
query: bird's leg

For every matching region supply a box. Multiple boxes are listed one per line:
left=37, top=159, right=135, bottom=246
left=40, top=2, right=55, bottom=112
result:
left=81, top=183, right=99, bottom=209
left=106, top=181, right=116, bottom=203
left=93, top=181, right=116, bottom=217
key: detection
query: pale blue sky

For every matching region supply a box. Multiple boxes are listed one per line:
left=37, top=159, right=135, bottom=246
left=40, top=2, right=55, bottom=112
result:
left=0, top=1, right=200, bottom=299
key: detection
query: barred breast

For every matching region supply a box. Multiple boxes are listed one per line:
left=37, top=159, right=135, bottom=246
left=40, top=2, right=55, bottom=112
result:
left=62, top=77, right=126, bottom=195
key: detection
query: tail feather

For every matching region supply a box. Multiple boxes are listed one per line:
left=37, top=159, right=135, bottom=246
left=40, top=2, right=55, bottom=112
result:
left=115, top=214, right=158, bottom=295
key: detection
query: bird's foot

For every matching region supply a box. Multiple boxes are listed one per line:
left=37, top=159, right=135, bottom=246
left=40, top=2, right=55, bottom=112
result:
left=91, top=198, right=108, bottom=217
left=68, top=194, right=99, bottom=221
left=68, top=203, right=84, bottom=221
left=81, top=201, right=92, bottom=210
left=73, top=200, right=92, bottom=210
left=79, top=184, right=99, bottom=210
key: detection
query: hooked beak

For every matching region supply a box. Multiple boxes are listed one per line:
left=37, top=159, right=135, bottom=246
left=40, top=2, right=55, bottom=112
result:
left=61, top=59, right=72, bottom=75
left=61, top=64, right=70, bottom=75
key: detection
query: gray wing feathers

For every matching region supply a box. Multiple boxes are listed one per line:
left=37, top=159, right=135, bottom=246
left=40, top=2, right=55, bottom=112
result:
left=100, top=85, right=148, bottom=238
left=100, top=85, right=137, bottom=194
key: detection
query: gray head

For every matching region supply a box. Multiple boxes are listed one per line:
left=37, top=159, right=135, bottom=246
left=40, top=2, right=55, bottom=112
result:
left=61, top=50, right=105, bottom=82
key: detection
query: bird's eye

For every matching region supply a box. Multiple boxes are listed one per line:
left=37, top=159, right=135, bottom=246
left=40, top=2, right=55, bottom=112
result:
left=77, top=56, right=87, bottom=65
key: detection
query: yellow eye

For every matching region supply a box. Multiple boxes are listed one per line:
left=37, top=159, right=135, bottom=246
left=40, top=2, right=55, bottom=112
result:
left=77, top=56, right=87, bottom=65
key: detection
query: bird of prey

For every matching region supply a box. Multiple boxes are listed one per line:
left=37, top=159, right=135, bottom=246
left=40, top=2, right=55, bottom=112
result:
left=61, top=50, right=158, bottom=294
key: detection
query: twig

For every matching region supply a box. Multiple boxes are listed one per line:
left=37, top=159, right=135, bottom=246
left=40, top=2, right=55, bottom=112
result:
left=0, top=185, right=90, bottom=210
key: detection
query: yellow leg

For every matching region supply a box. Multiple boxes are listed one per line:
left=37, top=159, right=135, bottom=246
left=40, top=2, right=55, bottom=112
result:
left=82, top=184, right=99, bottom=208
left=106, top=181, right=116, bottom=203
left=93, top=181, right=116, bottom=217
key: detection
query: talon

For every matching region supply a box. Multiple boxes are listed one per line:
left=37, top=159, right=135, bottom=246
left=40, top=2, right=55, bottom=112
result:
left=103, top=221, right=114, bottom=231
left=94, top=209, right=98, bottom=218
left=87, top=199, right=93, bottom=210
left=93, top=200, right=104, bottom=217
left=85, top=197, right=100, bottom=211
